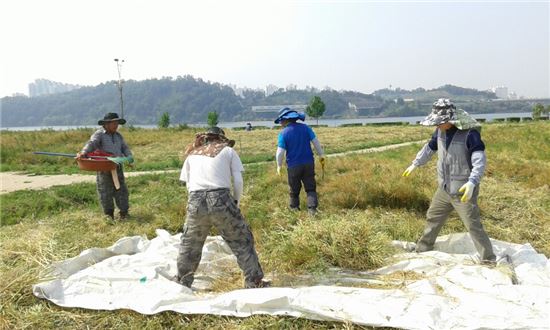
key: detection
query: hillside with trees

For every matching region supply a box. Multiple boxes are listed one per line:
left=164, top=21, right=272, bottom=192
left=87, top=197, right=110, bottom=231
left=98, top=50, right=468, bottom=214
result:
left=1, top=76, right=546, bottom=127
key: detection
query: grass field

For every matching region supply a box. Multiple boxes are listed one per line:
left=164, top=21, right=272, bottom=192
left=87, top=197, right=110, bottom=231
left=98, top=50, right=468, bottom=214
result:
left=1, top=121, right=549, bottom=329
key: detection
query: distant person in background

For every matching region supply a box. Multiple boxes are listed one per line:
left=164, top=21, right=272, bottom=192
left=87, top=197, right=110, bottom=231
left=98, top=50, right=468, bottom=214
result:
left=275, top=107, right=325, bottom=215
left=245, top=122, right=252, bottom=131
left=402, top=99, right=496, bottom=264
left=77, top=112, right=134, bottom=221
left=176, top=127, right=269, bottom=289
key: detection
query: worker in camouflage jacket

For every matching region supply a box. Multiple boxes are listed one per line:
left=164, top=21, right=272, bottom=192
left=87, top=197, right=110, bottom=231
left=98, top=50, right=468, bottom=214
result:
left=402, top=99, right=496, bottom=264
left=77, top=112, right=133, bottom=220
left=176, top=127, right=269, bottom=289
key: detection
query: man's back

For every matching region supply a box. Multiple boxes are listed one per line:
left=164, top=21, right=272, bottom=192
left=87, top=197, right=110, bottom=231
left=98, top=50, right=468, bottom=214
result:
left=278, top=123, right=315, bottom=167
left=181, top=147, right=244, bottom=191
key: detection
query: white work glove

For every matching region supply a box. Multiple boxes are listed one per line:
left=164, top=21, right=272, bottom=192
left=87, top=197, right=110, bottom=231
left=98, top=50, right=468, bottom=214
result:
left=277, top=166, right=282, bottom=176
left=402, top=164, right=417, bottom=177
left=458, top=181, right=475, bottom=203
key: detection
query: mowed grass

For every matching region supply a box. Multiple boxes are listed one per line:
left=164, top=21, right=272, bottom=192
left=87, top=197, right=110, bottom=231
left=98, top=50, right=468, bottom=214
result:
left=0, top=124, right=432, bottom=174
left=1, top=121, right=549, bottom=329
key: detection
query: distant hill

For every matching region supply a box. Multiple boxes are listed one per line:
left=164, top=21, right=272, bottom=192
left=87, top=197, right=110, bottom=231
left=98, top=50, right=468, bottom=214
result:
left=0, top=76, right=541, bottom=127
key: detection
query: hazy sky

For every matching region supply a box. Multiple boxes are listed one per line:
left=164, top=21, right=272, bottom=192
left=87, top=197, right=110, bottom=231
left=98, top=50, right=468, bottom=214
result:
left=1, top=0, right=549, bottom=98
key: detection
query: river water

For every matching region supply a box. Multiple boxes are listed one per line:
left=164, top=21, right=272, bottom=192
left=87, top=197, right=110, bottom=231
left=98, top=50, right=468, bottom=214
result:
left=0, top=112, right=535, bottom=131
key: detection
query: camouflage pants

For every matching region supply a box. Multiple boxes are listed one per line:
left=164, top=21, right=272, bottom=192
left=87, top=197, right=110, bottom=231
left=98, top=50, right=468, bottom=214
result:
left=96, top=166, right=129, bottom=216
left=177, top=188, right=264, bottom=288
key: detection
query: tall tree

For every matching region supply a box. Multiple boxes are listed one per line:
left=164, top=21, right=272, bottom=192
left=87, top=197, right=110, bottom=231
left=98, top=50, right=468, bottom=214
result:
left=158, top=112, right=170, bottom=128
left=207, top=111, right=219, bottom=127
left=306, top=96, right=326, bottom=125
left=532, top=103, right=545, bottom=119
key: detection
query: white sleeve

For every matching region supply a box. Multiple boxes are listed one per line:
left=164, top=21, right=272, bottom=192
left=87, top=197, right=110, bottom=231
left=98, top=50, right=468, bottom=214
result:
left=276, top=147, right=286, bottom=167
left=311, top=138, right=324, bottom=156
left=230, top=149, right=245, bottom=201
left=469, top=151, right=486, bottom=186
left=232, top=171, right=243, bottom=202
left=412, top=143, right=435, bottom=167
left=179, top=157, right=190, bottom=183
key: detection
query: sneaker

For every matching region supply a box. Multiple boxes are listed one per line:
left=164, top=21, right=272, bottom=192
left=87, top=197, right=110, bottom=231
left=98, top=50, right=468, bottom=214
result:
left=480, top=259, right=497, bottom=267
left=245, top=279, right=271, bottom=289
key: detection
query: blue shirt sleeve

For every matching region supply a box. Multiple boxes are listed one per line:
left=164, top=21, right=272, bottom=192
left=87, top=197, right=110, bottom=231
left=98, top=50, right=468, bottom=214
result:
left=277, top=132, right=286, bottom=149
left=467, top=130, right=485, bottom=153
left=428, top=129, right=438, bottom=151
left=307, top=126, right=316, bottom=141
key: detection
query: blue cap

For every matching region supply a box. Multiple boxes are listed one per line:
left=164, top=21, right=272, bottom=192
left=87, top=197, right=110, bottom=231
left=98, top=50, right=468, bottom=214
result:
left=274, top=107, right=306, bottom=124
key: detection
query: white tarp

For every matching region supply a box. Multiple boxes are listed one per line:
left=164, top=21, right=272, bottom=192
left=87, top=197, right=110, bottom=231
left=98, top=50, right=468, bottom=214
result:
left=33, top=230, right=550, bottom=329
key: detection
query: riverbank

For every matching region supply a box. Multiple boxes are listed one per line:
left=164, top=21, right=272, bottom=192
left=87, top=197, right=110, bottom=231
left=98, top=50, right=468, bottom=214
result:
left=0, top=112, right=541, bottom=131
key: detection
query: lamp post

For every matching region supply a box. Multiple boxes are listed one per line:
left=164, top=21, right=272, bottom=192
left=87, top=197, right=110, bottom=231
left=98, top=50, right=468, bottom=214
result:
left=114, top=58, right=125, bottom=119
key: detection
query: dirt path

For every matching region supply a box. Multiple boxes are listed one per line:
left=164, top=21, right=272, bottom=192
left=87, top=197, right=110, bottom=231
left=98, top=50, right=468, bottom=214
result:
left=0, top=170, right=178, bottom=194
left=1, top=140, right=423, bottom=194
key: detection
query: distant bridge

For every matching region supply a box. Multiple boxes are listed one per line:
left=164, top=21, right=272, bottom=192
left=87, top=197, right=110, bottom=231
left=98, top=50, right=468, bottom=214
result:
left=251, top=104, right=307, bottom=113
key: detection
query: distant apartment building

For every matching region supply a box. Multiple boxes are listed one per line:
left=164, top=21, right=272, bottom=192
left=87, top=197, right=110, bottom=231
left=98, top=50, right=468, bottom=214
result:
left=28, top=79, right=81, bottom=97
left=265, top=84, right=279, bottom=96
left=491, top=86, right=509, bottom=99
left=285, top=84, right=297, bottom=91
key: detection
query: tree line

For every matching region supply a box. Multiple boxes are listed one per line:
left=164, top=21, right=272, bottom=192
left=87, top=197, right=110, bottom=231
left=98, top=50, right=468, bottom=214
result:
left=1, top=76, right=547, bottom=127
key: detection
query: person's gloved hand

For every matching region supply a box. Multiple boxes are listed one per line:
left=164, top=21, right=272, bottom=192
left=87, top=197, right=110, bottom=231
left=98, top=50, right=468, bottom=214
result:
left=76, top=152, right=86, bottom=159
left=319, top=156, right=326, bottom=167
left=458, top=181, right=475, bottom=203
left=402, top=164, right=417, bottom=177
left=276, top=166, right=282, bottom=176
left=127, top=155, right=134, bottom=164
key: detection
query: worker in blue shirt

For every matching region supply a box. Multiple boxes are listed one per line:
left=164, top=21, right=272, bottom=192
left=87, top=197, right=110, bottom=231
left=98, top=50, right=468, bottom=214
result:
left=275, top=107, right=325, bottom=215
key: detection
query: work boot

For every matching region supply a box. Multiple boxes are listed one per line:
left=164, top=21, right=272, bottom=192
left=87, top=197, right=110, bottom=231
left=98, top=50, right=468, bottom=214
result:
left=104, top=210, right=114, bottom=220
left=245, top=279, right=272, bottom=289
left=119, top=211, right=129, bottom=221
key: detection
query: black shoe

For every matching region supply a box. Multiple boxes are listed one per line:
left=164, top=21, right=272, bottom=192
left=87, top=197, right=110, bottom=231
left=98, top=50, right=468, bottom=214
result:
left=245, top=279, right=271, bottom=289
left=119, top=212, right=129, bottom=220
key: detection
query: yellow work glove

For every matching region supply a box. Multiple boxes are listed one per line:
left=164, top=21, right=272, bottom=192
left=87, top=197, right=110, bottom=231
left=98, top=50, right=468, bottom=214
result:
left=402, top=164, right=417, bottom=177
left=458, top=181, right=475, bottom=203
left=277, top=166, right=282, bottom=176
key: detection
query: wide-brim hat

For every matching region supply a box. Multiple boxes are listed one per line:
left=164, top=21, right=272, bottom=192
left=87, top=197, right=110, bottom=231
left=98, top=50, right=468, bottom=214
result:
left=98, top=112, right=126, bottom=125
left=206, top=126, right=226, bottom=136
left=420, top=99, right=456, bottom=126
left=274, top=107, right=306, bottom=124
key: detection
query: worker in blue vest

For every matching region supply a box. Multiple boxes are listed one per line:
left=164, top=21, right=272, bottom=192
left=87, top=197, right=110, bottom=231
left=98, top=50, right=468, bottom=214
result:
left=402, top=99, right=496, bottom=264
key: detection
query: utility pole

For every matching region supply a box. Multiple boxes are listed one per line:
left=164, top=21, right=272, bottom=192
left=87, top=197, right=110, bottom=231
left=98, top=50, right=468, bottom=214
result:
left=114, top=58, right=125, bottom=119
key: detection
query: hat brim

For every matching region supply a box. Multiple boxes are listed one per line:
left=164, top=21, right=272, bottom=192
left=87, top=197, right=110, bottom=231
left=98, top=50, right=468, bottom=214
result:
left=99, top=118, right=126, bottom=125
left=275, top=111, right=304, bottom=124
left=420, top=113, right=451, bottom=126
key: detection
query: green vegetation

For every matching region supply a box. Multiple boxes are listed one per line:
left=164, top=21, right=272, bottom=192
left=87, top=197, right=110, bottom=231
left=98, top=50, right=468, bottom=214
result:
left=532, top=103, right=550, bottom=119
left=1, top=121, right=549, bottom=328
left=3, top=76, right=547, bottom=127
left=157, top=111, right=170, bottom=128
left=306, top=95, right=326, bottom=125
left=207, top=111, right=219, bottom=127
left=0, top=125, right=433, bottom=174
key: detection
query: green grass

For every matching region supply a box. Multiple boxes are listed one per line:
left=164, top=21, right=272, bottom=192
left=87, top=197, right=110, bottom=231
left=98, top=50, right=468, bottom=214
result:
left=1, top=121, right=549, bottom=328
